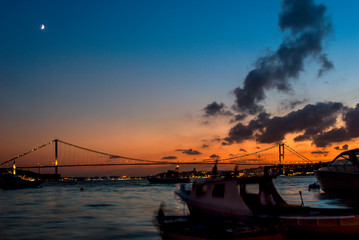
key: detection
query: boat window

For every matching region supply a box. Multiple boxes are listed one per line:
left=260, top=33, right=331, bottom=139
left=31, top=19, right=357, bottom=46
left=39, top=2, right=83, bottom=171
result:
left=355, top=151, right=359, bottom=162
left=196, top=184, right=208, bottom=197
left=245, top=184, right=260, bottom=195
left=212, top=184, right=225, bottom=198
left=330, top=153, right=353, bottom=166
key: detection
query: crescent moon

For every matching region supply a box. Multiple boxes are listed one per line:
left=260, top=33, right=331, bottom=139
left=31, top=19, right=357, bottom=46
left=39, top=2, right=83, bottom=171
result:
left=41, top=24, right=45, bottom=30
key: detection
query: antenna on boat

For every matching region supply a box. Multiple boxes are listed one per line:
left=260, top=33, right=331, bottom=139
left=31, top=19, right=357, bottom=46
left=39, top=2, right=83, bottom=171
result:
left=299, top=191, right=304, bottom=207
left=211, top=160, right=218, bottom=178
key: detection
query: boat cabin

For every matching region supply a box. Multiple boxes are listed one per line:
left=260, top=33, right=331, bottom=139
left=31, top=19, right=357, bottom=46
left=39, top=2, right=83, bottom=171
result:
left=326, top=149, right=359, bottom=170
left=180, top=176, right=288, bottom=219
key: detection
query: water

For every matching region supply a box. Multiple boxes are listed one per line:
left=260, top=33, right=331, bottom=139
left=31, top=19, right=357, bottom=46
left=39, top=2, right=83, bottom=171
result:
left=0, top=176, right=357, bottom=239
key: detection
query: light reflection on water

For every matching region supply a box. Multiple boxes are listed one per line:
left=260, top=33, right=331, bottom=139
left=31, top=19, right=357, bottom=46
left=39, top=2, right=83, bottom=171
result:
left=0, top=176, right=357, bottom=239
left=0, top=180, right=185, bottom=240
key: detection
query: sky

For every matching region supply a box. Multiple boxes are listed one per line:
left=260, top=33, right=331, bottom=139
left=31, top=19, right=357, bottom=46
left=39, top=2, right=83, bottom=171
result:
left=2, top=0, right=359, bottom=176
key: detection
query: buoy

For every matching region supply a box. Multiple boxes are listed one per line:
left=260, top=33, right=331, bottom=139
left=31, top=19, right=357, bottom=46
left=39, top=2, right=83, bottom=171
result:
left=80, top=187, right=84, bottom=191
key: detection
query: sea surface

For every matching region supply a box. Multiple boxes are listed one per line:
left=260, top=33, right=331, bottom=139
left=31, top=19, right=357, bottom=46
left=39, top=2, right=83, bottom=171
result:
left=0, top=175, right=357, bottom=239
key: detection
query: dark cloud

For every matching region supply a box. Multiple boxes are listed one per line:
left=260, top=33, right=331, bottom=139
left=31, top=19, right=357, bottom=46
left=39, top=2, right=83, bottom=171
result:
left=224, top=102, right=344, bottom=145
left=212, top=136, right=222, bottom=142
left=210, top=154, right=220, bottom=159
left=162, top=156, right=177, bottom=160
left=233, top=0, right=333, bottom=115
left=230, top=113, right=248, bottom=123
left=309, top=103, right=359, bottom=147
left=311, top=151, right=328, bottom=155
left=224, top=102, right=359, bottom=148
left=318, top=54, right=334, bottom=77
left=176, top=149, right=201, bottom=155
left=343, top=103, right=359, bottom=138
left=203, top=101, right=233, bottom=117
left=281, top=99, right=307, bottom=110
left=201, top=144, right=209, bottom=148
left=334, top=144, right=349, bottom=151
left=312, top=127, right=351, bottom=148
left=239, top=149, right=247, bottom=152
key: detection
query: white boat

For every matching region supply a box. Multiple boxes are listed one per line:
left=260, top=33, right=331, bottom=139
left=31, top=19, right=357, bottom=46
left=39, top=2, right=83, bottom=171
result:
left=175, top=172, right=359, bottom=235
left=314, top=149, right=359, bottom=195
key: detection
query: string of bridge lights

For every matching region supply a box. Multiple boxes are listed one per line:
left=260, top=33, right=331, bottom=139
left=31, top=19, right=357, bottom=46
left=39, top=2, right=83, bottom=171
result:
left=1, top=139, right=311, bottom=167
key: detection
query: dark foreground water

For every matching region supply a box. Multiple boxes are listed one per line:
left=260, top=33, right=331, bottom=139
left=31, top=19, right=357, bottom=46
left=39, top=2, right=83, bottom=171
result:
left=0, top=176, right=357, bottom=239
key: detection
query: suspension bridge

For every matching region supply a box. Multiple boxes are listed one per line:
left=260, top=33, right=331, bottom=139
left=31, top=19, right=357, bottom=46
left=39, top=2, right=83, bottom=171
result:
left=0, top=139, right=313, bottom=177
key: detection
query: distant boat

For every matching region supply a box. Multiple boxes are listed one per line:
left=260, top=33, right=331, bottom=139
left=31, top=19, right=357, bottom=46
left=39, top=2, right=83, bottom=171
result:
left=0, top=173, right=43, bottom=190
left=147, top=165, right=190, bottom=184
left=314, top=148, right=359, bottom=195
left=175, top=171, right=359, bottom=235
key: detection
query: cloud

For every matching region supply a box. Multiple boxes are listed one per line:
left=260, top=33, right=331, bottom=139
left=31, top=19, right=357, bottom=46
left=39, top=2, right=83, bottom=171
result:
left=311, top=151, right=328, bottom=155
left=343, top=103, right=359, bottom=138
left=203, top=101, right=233, bottom=117
left=224, top=102, right=344, bottom=146
left=281, top=99, right=307, bottom=110
left=233, top=0, right=333, bottom=115
left=231, top=114, right=247, bottom=122
left=224, top=102, right=359, bottom=148
left=210, top=154, right=220, bottom=159
left=311, top=103, right=359, bottom=147
left=239, top=149, right=247, bottom=152
left=212, top=136, right=222, bottom=142
left=176, top=149, right=201, bottom=155
left=334, top=144, right=349, bottom=151
left=201, top=144, right=209, bottom=148
left=161, top=156, right=177, bottom=160
left=312, top=127, right=351, bottom=148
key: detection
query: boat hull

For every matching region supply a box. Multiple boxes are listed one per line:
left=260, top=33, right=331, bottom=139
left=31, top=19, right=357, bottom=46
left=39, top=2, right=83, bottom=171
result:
left=280, top=213, right=359, bottom=235
left=314, top=170, right=359, bottom=195
left=154, top=212, right=285, bottom=240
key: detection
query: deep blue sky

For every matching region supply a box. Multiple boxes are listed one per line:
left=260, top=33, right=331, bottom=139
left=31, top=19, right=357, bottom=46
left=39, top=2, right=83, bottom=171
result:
left=2, top=0, right=359, bottom=175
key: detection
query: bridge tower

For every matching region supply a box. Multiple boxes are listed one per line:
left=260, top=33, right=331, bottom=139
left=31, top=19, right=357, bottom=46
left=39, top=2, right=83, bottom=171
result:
left=54, top=139, right=58, bottom=175
left=279, top=143, right=285, bottom=174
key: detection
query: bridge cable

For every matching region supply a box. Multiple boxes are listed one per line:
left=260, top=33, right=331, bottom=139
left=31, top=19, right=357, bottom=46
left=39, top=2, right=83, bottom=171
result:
left=58, top=140, right=171, bottom=164
left=0, top=140, right=55, bottom=166
left=219, top=144, right=278, bottom=163
left=283, top=144, right=312, bottom=163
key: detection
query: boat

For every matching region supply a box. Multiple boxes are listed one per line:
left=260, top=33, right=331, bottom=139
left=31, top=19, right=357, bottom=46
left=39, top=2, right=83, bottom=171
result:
left=175, top=168, right=359, bottom=235
left=0, top=173, right=43, bottom=189
left=314, top=148, right=359, bottom=195
left=147, top=165, right=190, bottom=184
